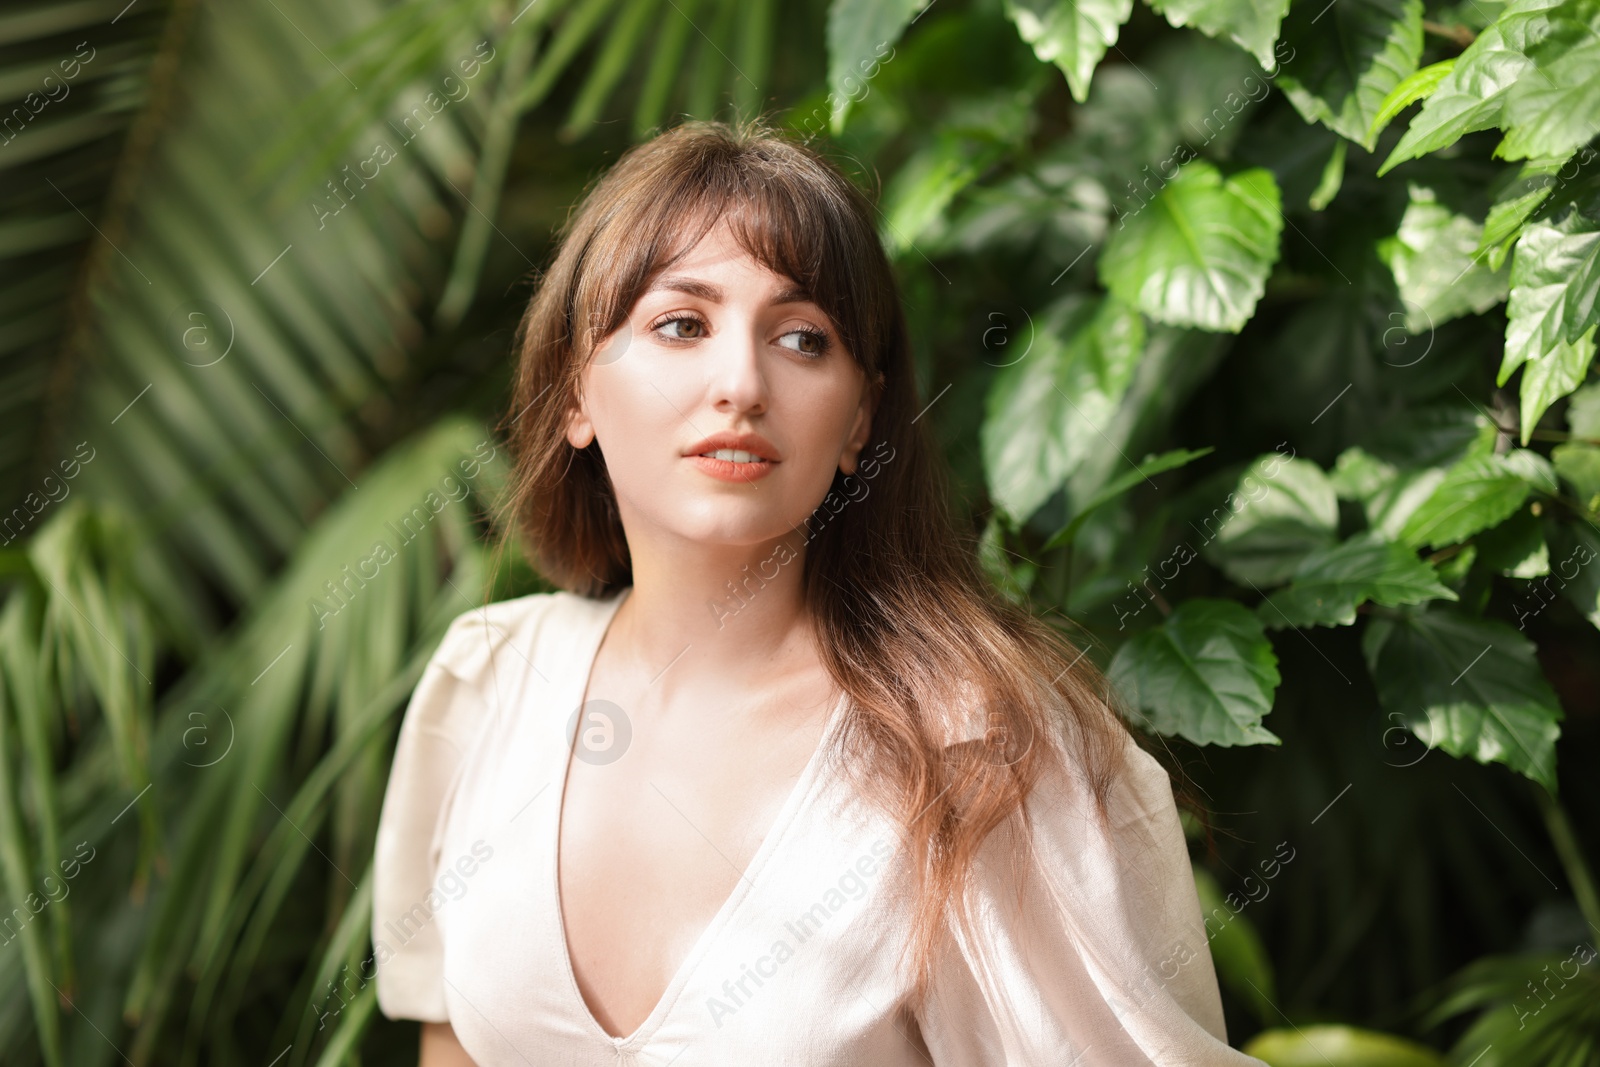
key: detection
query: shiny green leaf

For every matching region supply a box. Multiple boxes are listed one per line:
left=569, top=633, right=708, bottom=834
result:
left=1362, top=607, right=1563, bottom=789
left=1146, top=0, right=1290, bottom=70
left=1200, top=455, right=1339, bottom=586
left=1003, top=0, right=1133, bottom=103
left=827, top=0, right=925, bottom=132
left=1378, top=184, right=1509, bottom=333
left=1109, top=597, right=1282, bottom=747
left=1398, top=450, right=1557, bottom=548
left=1276, top=0, right=1423, bottom=150
left=1099, top=163, right=1283, bottom=333
left=1256, top=530, right=1457, bottom=630
left=1369, top=58, right=1456, bottom=140
left=981, top=295, right=1146, bottom=522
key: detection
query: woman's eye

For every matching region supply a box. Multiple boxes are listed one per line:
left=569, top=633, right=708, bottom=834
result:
left=654, top=315, right=705, bottom=340
left=778, top=328, right=831, bottom=357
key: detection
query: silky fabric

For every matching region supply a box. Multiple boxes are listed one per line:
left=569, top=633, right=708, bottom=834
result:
left=371, top=589, right=1266, bottom=1066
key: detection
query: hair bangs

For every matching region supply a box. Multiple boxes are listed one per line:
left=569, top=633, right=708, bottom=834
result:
left=570, top=137, right=882, bottom=379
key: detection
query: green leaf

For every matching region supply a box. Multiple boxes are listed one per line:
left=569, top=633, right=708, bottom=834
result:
left=1500, top=206, right=1600, bottom=429
left=1553, top=384, right=1600, bottom=511
left=981, top=296, right=1146, bottom=522
left=518, top=0, right=624, bottom=111
left=310, top=985, right=380, bottom=1066
left=1370, top=58, right=1456, bottom=141
left=1378, top=185, right=1510, bottom=333
left=1256, top=531, right=1457, bottom=630
left=1043, top=447, right=1214, bottom=550
left=1099, top=163, right=1283, bottom=333
left=881, top=131, right=1009, bottom=256
left=1308, top=138, right=1346, bottom=211
left=1109, top=598, right=1282, bottom=747
left=827, top=0, right=926, bottom=133
left=1354, top=466, right=1453, bottom=541
left=1554, top=442, right=1600, bottom=512
left=1362, top=607, right=1563, bottom=790
left=1200, top=455, right=1339, bottom=586
left=1543, top=520, right=1600, bottom=629
left=1472, top=505, right=1549, bottom=577
left=1146, top=0, right=1290, bottom=70
left=1496, top=0, right=1600, bottom=161
left=1003, top=0, right=1133, bottom=103
left=1379, top=3, right=1548, bottom=174
left=562, top=0, right=659, bottom=136
left=1276, top=0, right=1424, bottom=150
left=0, top=602, right=65, bottom=1063
left=1428, top=951, right=1600, bottom=1067
left=1192, top=866, right=1278, bottom=1024
left=1476, top=160, right=1562, bottom=271
left=634, top=0, right=701, bottom=133
left=1398, top=450, right=1558, bottom=548
left=1518, top=327, right=1597, bottom=442
left=1569, top=379, right=1600, bottom=437
left=1244, top=1024, right=1448, bottom=1066
left=1331, top=422, right=1501, bottom=541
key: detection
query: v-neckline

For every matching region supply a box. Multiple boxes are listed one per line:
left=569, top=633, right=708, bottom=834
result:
left=549, top=587, right=849, bottom=1049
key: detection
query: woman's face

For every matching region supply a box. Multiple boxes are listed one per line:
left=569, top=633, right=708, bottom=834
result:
left=566, top=220, right=875, bottom=550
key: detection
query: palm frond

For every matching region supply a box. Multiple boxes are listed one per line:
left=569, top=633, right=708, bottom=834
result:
left=0, top=0, right=168, bottom=520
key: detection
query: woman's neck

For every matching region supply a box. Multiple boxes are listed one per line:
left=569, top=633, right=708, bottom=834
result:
left=613, top=527, right=818, bottom=699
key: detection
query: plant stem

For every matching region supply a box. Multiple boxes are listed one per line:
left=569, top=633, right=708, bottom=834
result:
left=1422, top=19, right=1477, bottom=47
left=1534, top=784, right=1600, bottom=944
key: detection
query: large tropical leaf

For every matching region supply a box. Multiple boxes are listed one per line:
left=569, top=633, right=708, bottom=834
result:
left=1397, top=450, right=1558, bottom=549
left=1200, top=454, right=1340, bottom=587
left=1275, top=0, right=1423, bottom=150
left=981, top=294, right=1146, bottom=523
left=0, top=0, right=167, bottom=523
left=1146, top=0, right=1290, bottom=70
left=1378, top=184, right=1509, bottom=334
left=826, top=0, right=924, bottom=132
left=1362, top=606, right=1564, bottom=790
left=1109, top=597, right=1283, bottom=747
left=1501, top=199, right=1600, bottom=440
left=48, top=0, right=498, bottom=645
left=1255, top=530, right=1456, bottom=630
left=1003, top=0, right=1133, bottom=103
left=1424, top=950, right=1600, bottom=1067
left=1098, top=162, right=1283, bottom=333
left=1495, top=0, right=1600, bottom=162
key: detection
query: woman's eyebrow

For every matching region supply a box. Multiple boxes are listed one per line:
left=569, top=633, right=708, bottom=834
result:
left=645, top=274, right=812, bottom=306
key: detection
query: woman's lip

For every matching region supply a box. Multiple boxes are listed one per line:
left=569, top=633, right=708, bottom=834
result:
left=688, top=454, right=776, bottom=483
left=683, top=432, right=781, bottom=461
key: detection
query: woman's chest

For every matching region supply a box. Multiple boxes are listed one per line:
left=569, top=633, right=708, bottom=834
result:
left=554, top=699, right=838, bottom=1026
left=432, top=713, right=927, bottom=1064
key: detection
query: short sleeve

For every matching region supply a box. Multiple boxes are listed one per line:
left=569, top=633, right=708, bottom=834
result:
left=917, top=729, right=1267, bottom=1066
left=370, top=609, right=506, bottom=1022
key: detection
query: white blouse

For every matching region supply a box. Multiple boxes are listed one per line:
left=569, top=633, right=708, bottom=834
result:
left=371, top=588, right=1264, bottom=1065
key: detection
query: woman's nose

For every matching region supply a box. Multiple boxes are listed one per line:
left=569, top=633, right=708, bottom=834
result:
left=706, top=326, right=769, bottom=414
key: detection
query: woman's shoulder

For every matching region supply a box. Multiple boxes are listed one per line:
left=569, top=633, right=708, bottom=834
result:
left=425, top=586, right=622, bottom=686
left=1024, top=707, right=1168, bottom=826
left=394, top=588, right=624, bottom=761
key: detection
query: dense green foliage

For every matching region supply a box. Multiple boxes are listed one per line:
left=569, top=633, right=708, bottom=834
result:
left=1, top=0, right=1598, bottom=1063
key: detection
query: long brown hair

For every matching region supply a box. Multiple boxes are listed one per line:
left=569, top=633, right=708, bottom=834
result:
left=501, top=117, right=1134, bottom=1011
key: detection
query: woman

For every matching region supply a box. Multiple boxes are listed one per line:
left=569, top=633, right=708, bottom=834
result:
left=371, top=117, right=1259, bottom=1065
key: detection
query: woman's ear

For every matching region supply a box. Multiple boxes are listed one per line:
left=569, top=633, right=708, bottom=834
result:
left=838, top=374, right=883, bottom=476
left=564, top=400, right=595, bottom=449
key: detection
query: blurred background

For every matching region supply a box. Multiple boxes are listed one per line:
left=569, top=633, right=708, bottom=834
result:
left=2, top=0, right=1598, bottom=1063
